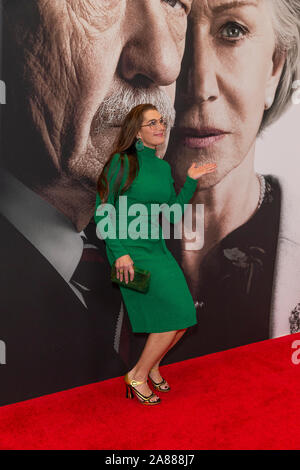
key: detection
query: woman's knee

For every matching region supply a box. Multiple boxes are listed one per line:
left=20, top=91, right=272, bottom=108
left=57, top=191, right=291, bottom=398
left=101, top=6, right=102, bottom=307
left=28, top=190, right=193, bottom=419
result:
left=176, top=328, right=188, bottom=336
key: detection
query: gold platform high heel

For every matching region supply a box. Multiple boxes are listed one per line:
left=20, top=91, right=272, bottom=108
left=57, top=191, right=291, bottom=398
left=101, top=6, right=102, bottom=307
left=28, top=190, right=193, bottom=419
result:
left=148, top=368, right=171, bottom=392
left=124, top=373, right=161, bottom=405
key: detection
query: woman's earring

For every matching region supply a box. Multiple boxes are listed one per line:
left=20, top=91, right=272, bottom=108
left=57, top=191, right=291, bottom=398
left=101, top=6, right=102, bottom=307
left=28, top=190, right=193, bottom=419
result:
left=264, top=97, right=273, bottom=110
left=135, top=138, right=144, bottom=151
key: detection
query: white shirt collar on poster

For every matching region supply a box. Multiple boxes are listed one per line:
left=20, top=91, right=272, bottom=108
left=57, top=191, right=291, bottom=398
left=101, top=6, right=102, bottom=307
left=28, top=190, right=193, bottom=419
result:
left=0, top=166, right=87, bottom=306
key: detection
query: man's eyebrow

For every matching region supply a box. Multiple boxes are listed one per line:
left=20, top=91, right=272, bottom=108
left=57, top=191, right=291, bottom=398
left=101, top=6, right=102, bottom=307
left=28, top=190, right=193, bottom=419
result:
left=212, top=1, right=258, bottom=14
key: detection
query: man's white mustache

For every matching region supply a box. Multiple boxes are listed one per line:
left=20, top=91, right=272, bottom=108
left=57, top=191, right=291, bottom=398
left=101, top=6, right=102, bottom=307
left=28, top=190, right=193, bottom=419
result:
left=93, top=85, right=176, bottom=133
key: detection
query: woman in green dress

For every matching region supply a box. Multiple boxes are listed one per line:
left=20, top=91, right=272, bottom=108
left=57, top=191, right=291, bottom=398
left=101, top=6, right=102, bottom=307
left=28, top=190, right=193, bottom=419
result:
left=95, top=104, right=216, bottom=405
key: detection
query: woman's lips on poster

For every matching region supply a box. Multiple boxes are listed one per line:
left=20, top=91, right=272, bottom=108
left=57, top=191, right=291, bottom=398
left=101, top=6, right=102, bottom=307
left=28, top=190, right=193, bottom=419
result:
left=178, top=127, right=229, bottom=148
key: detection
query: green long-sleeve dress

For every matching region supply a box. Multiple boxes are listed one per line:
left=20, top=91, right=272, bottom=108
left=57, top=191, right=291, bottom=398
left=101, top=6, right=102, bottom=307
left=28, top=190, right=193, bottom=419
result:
left=94, top=144, right=198, bottom=333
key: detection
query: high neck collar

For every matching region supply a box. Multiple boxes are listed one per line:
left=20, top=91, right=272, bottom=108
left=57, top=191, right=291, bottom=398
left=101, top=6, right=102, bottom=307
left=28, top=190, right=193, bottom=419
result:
left=137, top=144, right=157, bottom=156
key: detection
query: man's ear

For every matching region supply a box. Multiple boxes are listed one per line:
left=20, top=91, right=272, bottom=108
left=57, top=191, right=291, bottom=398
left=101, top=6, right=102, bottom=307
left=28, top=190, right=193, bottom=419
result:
left=265, top=48, right=287, bottom=105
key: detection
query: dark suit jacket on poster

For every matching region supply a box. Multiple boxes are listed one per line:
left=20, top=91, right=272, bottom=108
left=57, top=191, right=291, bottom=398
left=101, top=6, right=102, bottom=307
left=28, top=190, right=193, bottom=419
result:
left=0, top=168, right=129, bottom=406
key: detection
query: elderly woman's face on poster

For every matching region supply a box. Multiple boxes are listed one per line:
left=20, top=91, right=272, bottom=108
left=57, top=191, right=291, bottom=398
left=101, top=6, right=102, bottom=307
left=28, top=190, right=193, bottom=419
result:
left=167, top=0, right=286, bottom=185
left=2, top=0, right=192, bottom=191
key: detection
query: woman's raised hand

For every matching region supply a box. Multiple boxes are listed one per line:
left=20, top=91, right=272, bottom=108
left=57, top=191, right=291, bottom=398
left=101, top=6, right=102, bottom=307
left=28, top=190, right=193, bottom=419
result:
left=115, top=254, right=135, bottom=284
left=187, top=162, right=217, bottom=180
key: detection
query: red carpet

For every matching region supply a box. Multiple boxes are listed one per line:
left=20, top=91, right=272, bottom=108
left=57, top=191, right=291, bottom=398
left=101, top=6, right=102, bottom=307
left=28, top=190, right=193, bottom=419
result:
left=0, top=332, right=300, bottom=450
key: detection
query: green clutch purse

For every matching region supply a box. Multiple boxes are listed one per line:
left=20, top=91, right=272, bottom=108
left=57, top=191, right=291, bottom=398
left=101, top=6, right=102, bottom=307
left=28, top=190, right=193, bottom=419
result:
left=111, top=262, right=151, bottom=293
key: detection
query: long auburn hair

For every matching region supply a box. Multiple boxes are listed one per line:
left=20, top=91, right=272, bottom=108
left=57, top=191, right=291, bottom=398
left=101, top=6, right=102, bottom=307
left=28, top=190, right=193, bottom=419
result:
left=97, top=103, right=158, bottom=205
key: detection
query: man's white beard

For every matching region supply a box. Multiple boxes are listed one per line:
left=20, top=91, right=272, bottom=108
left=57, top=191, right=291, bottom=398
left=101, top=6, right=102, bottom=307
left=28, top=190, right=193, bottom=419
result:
left=93, top=84, right=176, bottom=132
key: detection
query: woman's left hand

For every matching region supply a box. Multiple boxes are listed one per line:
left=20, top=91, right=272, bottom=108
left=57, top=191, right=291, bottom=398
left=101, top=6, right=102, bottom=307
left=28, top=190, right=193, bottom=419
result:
left=187, top=162, right=217, bottom=180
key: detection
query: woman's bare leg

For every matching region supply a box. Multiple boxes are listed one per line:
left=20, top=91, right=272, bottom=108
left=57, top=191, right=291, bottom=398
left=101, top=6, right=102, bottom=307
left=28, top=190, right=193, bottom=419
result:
left=127, top=330, right=178, bottom=402
left=149, top=328, right=187, bottom=389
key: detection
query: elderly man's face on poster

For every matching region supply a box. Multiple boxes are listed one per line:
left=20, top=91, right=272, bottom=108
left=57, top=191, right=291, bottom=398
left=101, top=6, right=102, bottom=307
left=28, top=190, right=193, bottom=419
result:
left=2, top=0, right=192, bottom=226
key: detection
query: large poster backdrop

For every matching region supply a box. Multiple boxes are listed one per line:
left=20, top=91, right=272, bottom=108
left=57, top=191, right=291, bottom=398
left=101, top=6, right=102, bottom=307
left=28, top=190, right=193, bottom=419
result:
left=0, top=0, right=300, bottom=406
